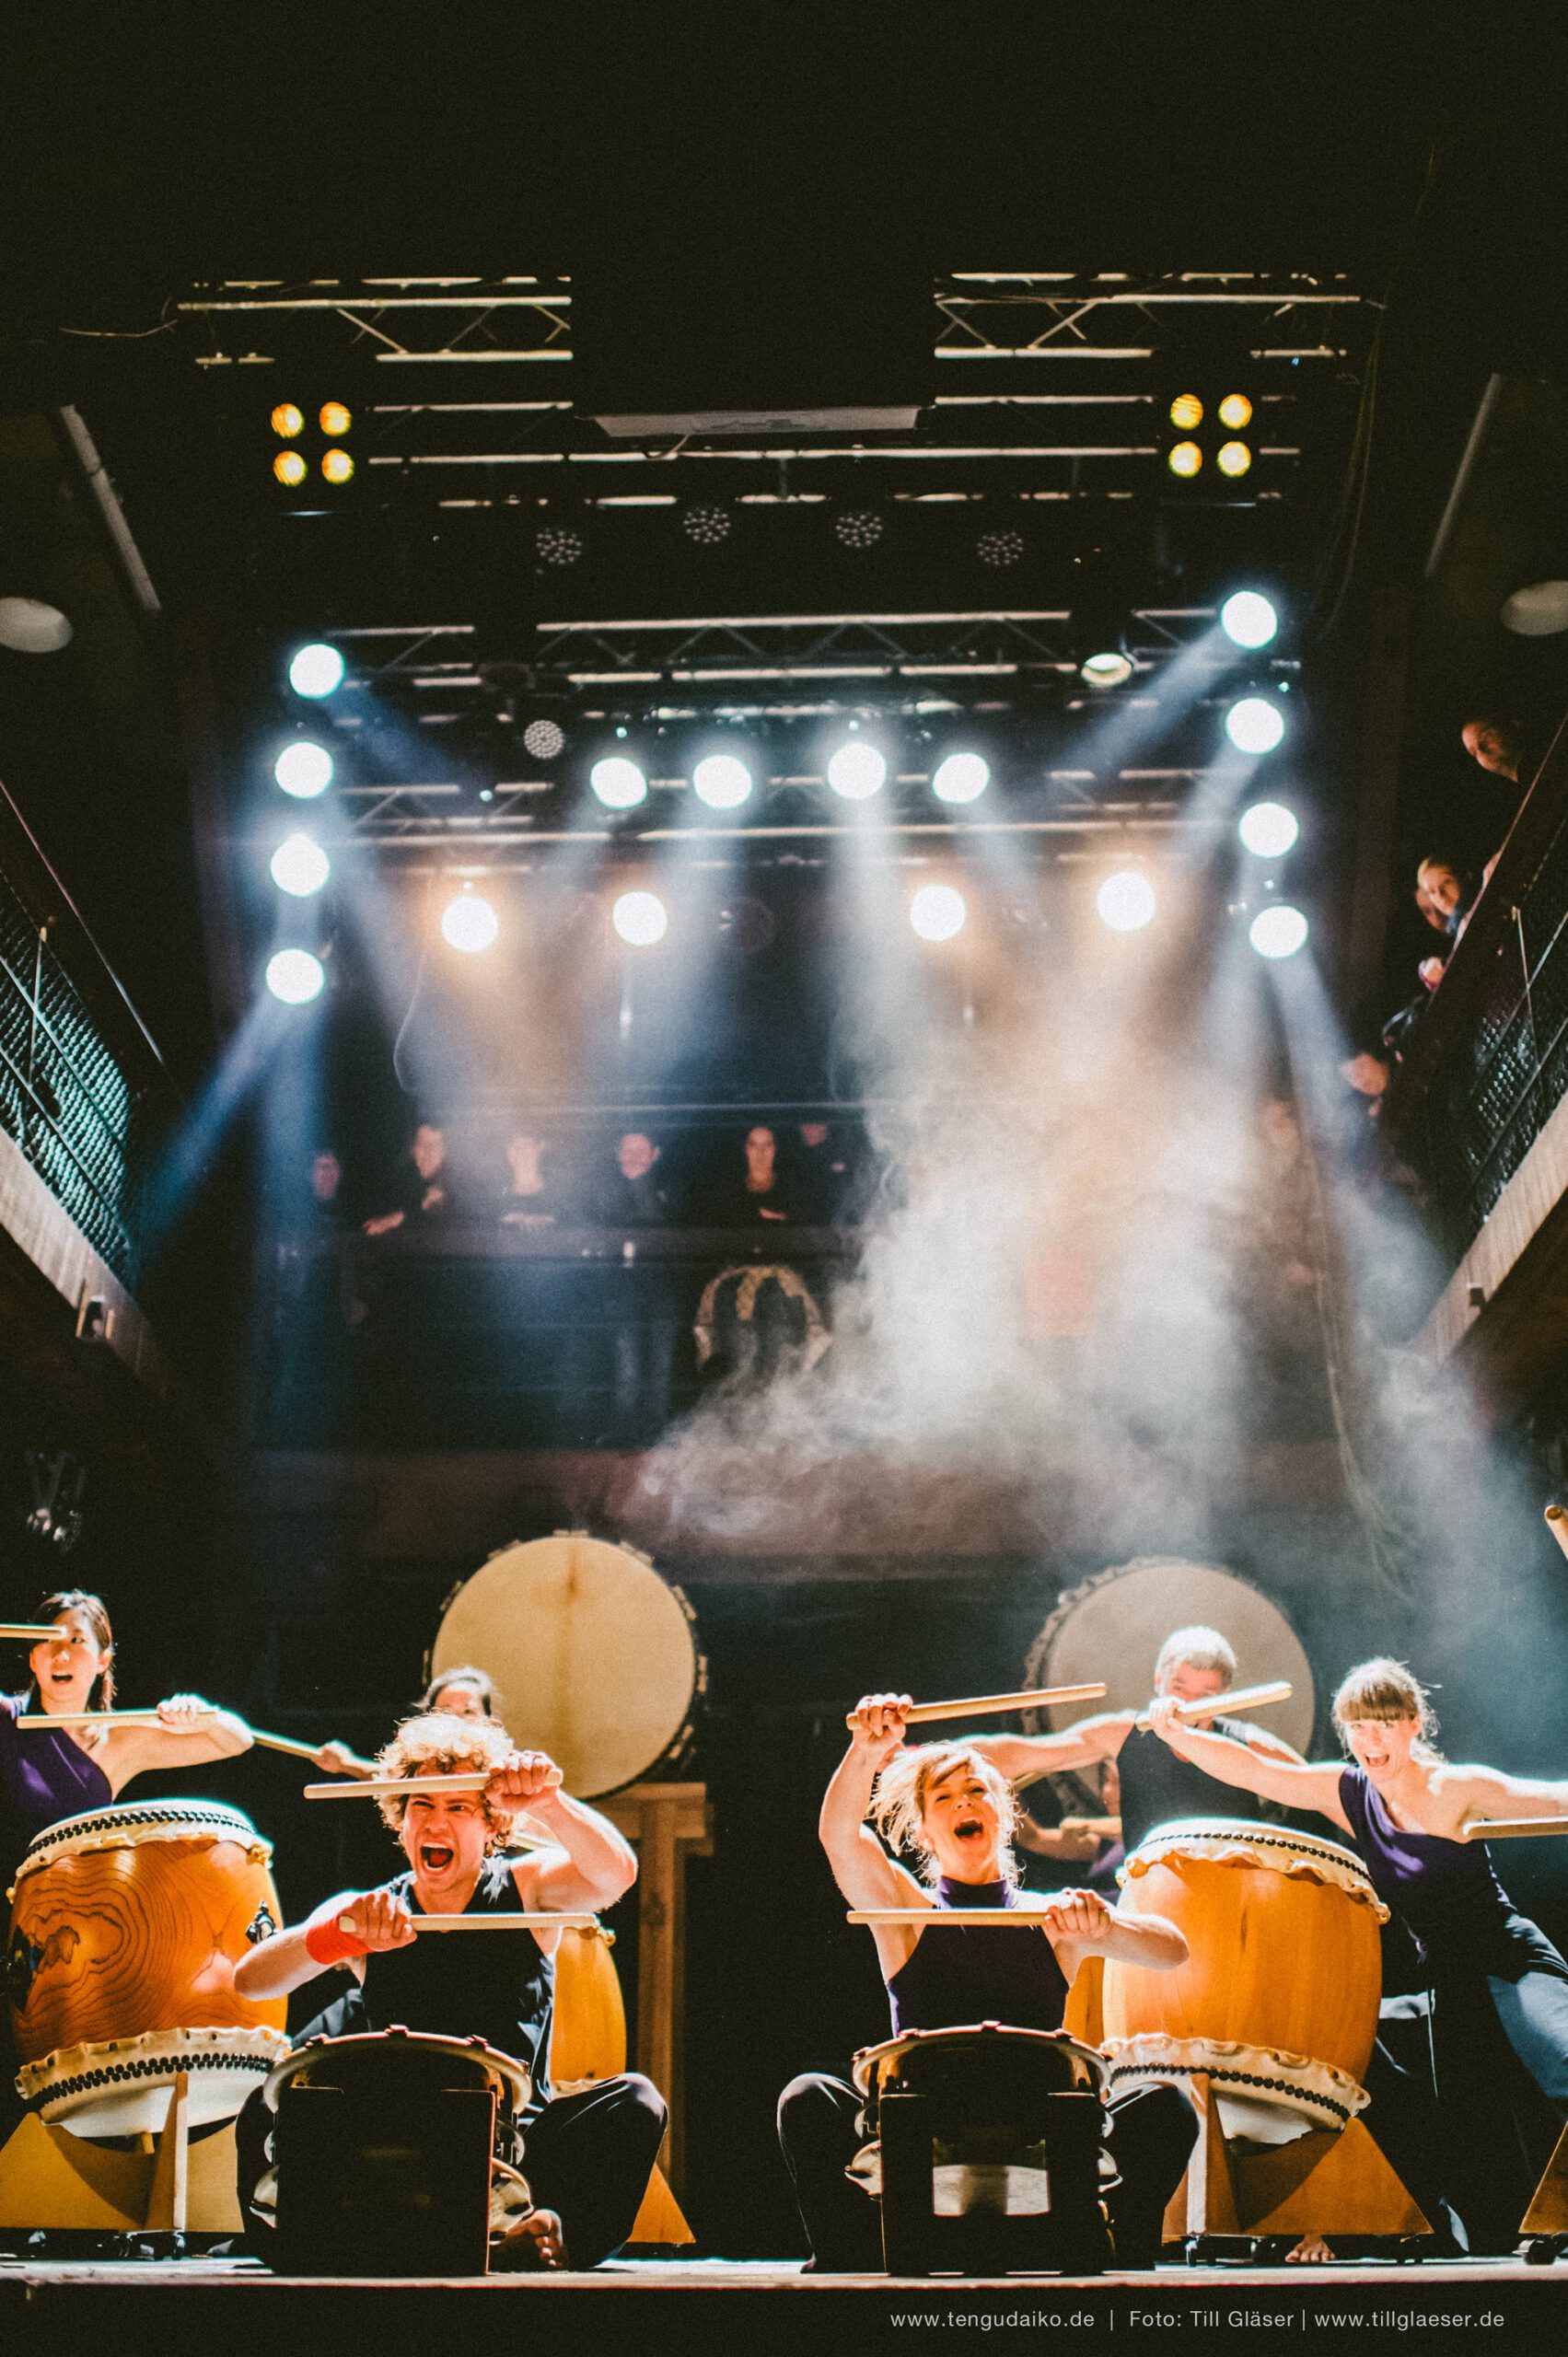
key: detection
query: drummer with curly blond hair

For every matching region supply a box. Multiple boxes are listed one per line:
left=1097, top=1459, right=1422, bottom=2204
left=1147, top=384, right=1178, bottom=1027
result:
left=778, top=1695, right=1197, bottom=2271
left=233, top=1711, right=665, bottom=2271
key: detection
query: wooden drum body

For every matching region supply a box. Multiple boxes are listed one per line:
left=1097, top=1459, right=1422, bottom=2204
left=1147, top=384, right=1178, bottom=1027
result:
left=1101, top=1818, right=1386, bottom=2142
left=6, top=1801, right=290, bottom=2135
left=548, top=1924, right=627, bottom=2087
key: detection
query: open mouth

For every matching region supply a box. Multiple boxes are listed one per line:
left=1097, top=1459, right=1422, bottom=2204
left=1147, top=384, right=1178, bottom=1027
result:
left=954, top=1816, right=986, bottom=1844
left=420, top=1843, right=455, bottom=1873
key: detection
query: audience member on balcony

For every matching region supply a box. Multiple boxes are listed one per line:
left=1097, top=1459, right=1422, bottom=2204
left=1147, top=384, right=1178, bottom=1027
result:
left=1413, top=855, right=1476, bottom=986
left=363, top=1121, right=459, bottom=1236
left=1460, top=710, right=1526, bottom=788
left=796, top=1120, right=856, bottom=1225
left=304, top=1147, right=348, bottom=1227
left=591, top=1131, right=670, bottom=1226
left=708, top=1123, right=797, bottom=1225
left=499, top=1130, right=563, bottom=1228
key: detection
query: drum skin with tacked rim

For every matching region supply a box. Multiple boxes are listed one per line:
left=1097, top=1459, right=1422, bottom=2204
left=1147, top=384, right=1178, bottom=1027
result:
left=264, top=2026, right=530, bottom=2117
left=429, top=1533, right=705, bottom=1798
left=1100, top=1817, right=1386, bottom=2136
left=6, top=1799, right=289, bottom=2135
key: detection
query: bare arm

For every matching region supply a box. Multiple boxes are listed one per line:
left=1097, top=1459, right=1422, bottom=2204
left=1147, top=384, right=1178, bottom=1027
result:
left=1144, top=1699, right=1350, bottom=1829
left=1445, top=1764, right=1568, bottom=1830
left=1029, top=1887, right=1187, bottom=1983
left=101, top=1696, right=253, bottom=1794
left=819, top=1707, right=928, bottom=1913
left=489, top=1752, right=637, bottom=1912
left=970, top=1712, right=1135, bottom=1785
left=234, top=1887, right=412, bottom=2002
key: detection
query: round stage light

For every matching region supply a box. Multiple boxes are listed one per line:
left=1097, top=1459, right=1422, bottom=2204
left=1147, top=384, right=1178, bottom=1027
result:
left=681, top=505, right=732, bottom=546
left=270, top=832, right=331, bottom=898
left=1238, top=800, right=1300, bottom=859
left=265, top=948, right=325, bottom=1005
left=1218, top=392, right=1253, bottom=431
left=441, top=890, right=499, bottom=954
left=1249, top=904, right=1309, bottom=960
left=0, top=597, right=71, bottom=654
left=319, top=401, right=352, bottom=436
left=1502, top=579, right=1568, bottom=636
left=910, top=883, right=968, bottom=942
left=976, top=527, right=1025, bottom=568
left=273, top=450, right=308, bottom=487
left=536, top=526, right=585, bottom=567
left=1220, top=590, right=1279, bottom=649
left=321, top=448, right=354, bottom=485
left=274, top=740, right=333, bottom=798
left=1169, top=394, right=1204, bottom=431
left=827, top=740, right=887, bottom=800
left=1225, top=696, right=1286, bottom=755
left=613, top=889, right=668, bottom=946
left=834, top=508, right=885, bottom=551
left=1217, top=441, right=1253, bottom=479
left=692, top=752, right=753, bottom=810
left=523, top=717, right=565, bottom=761
left=590, top=755, right=648, bottom=809
left=271, top=403, right=305, bottom=439
left=932, top=751, right=990, bottom=805
left=1096, top=870, right=1156, bottom=934
left=1167, top=441, right=1203, bottom=480
left=288, top=642, right=345, bottom=699
left=1081, top=649, right=1134, bottom=688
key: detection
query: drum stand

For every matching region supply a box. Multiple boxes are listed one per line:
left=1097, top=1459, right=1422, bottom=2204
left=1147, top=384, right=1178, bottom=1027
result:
left=0, top=2073, right=242, bottom=2235
left=1521, top=2119, right=1568, bottom=2257
left=877, top=2090, right=1109, bottom=2277
left=1163, top=2073, right=1431, bottom=2245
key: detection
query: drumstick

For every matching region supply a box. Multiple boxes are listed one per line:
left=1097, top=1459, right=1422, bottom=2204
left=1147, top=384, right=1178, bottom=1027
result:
left=17, top=1709, right=164, bottom=1728
left=337, top=1911, right=598, bottom=1934
left=1135, top=1679, right=1294, bottom=1729
left=1546, top=1504, right=1568, bottom=1562
left=847, top=1909, right=1079, bottom=1928
left=843, top=1681, right=1106, bottom=1731
left=1463, top=1816, right=1568, bottom=1841
left=249, top=1728, right=332, bottom=1763
left=0, top=1624, right=55, bottom=1641
left=304, top=1769, right=563, bottom=1800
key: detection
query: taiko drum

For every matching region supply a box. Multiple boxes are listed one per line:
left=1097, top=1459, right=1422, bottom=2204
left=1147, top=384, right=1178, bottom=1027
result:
left=1099, top=1817, right=1387, bottom=2138
left=6, top=1800, right=290, bottom=2135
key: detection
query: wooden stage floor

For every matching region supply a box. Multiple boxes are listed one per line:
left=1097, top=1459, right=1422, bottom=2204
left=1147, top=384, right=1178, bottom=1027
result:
left=5, top=2252, right=1568, bottom=2355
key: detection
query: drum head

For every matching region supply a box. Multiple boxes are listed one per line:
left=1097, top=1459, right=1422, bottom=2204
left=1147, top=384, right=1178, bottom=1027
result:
left=1025, top=1559, right=1314, bottom=1752
left=853, top=2024, right=1105, bottom=2100
left=265, top=2029, right=529, bottom=2116
left=431, top=1534, right=703, bottom=1796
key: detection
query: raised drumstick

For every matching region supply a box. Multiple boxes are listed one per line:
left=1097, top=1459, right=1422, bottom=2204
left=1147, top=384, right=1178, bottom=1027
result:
left=1546, top=1504, right=1568, bottom=1562
left=1136, top=1679, right=1293, bottom=1729
left=1463, top=1816, right=1568, bottom=1842
left=848, top=1908, right=1083, bottom=1928
left=843, top=1681, right=1106, bottom=1731
left=338, top=1910, right=597, bottom=1934
left=1, top=1624, right=56, bottom=1642
left=17, top=1709, right=165, bottom=1729
left=304, top=1768, right=563, bottom=1801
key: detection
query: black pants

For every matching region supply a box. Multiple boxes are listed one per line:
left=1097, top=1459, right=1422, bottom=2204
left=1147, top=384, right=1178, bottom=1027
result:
left=237, top=2070, right=666, bottom=2271
left=778, top=2071, right=1195, bottom=2271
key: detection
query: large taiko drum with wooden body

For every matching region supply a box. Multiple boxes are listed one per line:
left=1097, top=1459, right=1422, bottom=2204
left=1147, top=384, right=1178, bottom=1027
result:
left=6, top=1800, right=290, bottom=2134
left=547, top=1926, right=626, bottom=2086
left=1100, top=1818, right=1387, bottom=2142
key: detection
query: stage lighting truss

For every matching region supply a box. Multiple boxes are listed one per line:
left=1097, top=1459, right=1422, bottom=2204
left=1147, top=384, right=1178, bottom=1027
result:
left=833, top=508, right=885, bottom=552
left=681, top=505, right=733, bottom=547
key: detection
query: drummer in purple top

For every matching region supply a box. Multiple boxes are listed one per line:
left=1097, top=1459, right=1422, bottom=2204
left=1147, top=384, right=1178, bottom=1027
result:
left=1147, top=1657, right=1568, bottom=2248
left=778, top=1694, right=1197, bottom=2272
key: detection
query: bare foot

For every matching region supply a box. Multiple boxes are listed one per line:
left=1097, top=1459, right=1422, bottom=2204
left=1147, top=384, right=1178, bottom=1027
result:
left=499, top=2207, right=568, bottom=2270
left=1285, top=2235, right=1333, bottom=2264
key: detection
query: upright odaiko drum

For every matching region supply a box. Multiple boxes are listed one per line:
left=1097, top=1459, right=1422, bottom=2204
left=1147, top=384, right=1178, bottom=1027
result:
left=6, top=1800, right=290, bottom=2135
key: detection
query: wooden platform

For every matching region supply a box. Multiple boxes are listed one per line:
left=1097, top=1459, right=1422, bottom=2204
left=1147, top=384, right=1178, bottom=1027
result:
left=3, top=2251, right=1565, bottom=2356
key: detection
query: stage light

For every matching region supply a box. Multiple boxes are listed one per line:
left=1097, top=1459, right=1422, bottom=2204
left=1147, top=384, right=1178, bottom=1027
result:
left=1238, top=800, right=1299, bottom=859
left=692, top=752, right=753, bottom=810
left=1169, top=394, right=1204, bottom=431
left=288, top=642, right=345, bottom=699
left=834, top=508, right=884, bottom=551
left=1096, top=871, right=1156, bottom=933
left=1249, top=905, right=1309, bottom=959
left=977, top=527, right=1025, bottom=568
left=270, top=832, right=331, bottom=898
left=1218, top=392, right=1253, bottom=431
left=910, top=883, right=968, bottom=942
left=319, top=401, right=352, bottom=436
left=271, top=403, right=305, bottom=439
left=613, top=889, right=668, bottom=946
left=827, top=740, right=887, bottom=800
left=523, top=717, right=565, bottom=761
left=536, top=526, right=585, bottom=567
left=1167, top=441, right=1202, bottom=480
left=590, top=755, right=648, bottom=809
left=266, top=947, right=325, bottom=1004
left=441, top=889, right=499, bottom=954
left=0, top=597, right=71, bottom=654
left=1225, top=696, right=1285, bottom=755
left=1216, top=441, right=1252, bottom=480
left=273, top=450, right=308, bottom=488
left=1220, top=590, right=1278, bottom=649
left=274, top=740, right=334, bottom=798
left=681, top=505, right=731, bottom=546
left=932, top=751, right=990, bottom=806
left=1081, top=649, right=1134, bottom=688
left=320, top=448, right=354, bottom=485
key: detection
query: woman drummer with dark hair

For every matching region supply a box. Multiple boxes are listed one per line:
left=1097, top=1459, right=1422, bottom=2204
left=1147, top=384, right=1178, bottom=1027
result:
left=778, top=1695, right=1197, bottom=2272
left=1147, top=1659, right=1568, bottom=2247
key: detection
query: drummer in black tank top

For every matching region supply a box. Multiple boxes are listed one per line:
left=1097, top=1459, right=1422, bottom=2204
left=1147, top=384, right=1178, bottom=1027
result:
left=968, top=1622, right=1305, bottom=1853
left=777, top=1696, right=1198, bottom=2271
left=231, top=1710, right=666, bottom=2270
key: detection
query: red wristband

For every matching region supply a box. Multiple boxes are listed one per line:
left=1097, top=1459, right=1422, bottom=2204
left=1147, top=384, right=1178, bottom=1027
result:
left=304, top=1898, right=370, bottom=1966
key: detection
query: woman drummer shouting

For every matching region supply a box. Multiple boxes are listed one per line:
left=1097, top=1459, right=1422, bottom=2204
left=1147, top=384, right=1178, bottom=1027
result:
left=1147, top=1658, right=1568, bottom=2247
left=778, top=1694, right=1198, bottom=2271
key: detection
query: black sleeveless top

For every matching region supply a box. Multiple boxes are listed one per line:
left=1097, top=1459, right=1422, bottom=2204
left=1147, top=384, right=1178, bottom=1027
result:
left=1116, top=1719, right=1276, bottom=1852
left=1338, top=1766, right=1568, bottom=1985
left=296, top=1859, right=556, bottom=2112
left=885, top=1876, right=1071, bottom=2035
